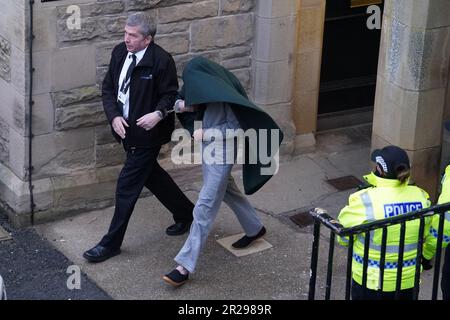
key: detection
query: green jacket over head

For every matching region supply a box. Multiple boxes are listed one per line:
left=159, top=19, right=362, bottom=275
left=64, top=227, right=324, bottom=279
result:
left=177, top=56, right=284, bottom=195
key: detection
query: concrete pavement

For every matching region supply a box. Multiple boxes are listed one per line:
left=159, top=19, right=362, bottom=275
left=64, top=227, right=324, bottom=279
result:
left=32, top=124, right=441, bottom=300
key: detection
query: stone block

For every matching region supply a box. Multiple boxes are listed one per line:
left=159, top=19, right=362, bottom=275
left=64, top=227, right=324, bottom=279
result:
left=413, top=88, right=446, bottom=149
left=95, top=142, right=126, bottom=168
left=255, top=0, right=297, bottom=19
left=293, top=90, right=319, bottom=134
left=379, top=15, right=450, bottom=91
left=231, top=68, right=251, bottom=92
left=409, top=146, right=441, bottom=201
left=0, top=117, right=9, bottom=164
left=220, top=0, right=255, bottom=14
left=158, top=1, right=218, bottom=24
left=0, top=80, right=26, bottom=133
left=446, top=74, right=450, bottom=119
left=295, top=50, right=321, bottom=93
left=13, top=94, right=26, bottom=135
left=95, top=125, right=116, bottom=145
left=373, top=75, right=447, bottom=150
left=31, top=128, right=95, bottom=179
left=32, top=93, right=54, bottom=136
left=253, top=60, right=292, bottom=105
left=0, top=0, right=26, bottom=52
left=126, top=0, right=193, bottom=11
left=441, top=125, right=450, bottom=173
left=254, top=15, right=296, bottom=62
left=52, top=85, right=101, bottom=109
left=219, top=46, right=252, bottom=60
left=55, top=102, right=107, bottom=131
left=31, top=51, right=51, bottom=95
left=96, top=41, right=121, bottom=67
left=51, top=46, right=97, bottom=91
left=57, top=15, right=126, bottom=46
left=96, top=165, right=122, bottom=183
left=31, top=176, right=55, bottom=213
left=0, top=162, right=31, bottom=224
left=97, top=67, right=108, bottom=87
left=50, top=169, right=116, bottom=214
left=259, top=103, right=296, bottom=141
left=33, top=6, right=57, bottom=52
left=173, top=52, right=221, bottom=77
left=222, top=57, right=250, bottom=70
left=8, top=128, right=26, bottom=180
left=191, top=14, right=253, bottom=52
left=56, top=1, right=125, bottom=19
left=158, top=21, right=190, bottom=35
left=388, top=0, right=450, bottom=29
left=155, top=33, right=189, bottom=55
left=298, top=4, right=325, bottom=52
left=260, top=103, right=293, bottom=130
left=0, top=35, right=10, bottom=82
left=10, top=46, right=26, bottom=95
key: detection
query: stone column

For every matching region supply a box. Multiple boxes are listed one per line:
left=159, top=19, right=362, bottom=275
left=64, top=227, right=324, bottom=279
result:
left=252, top=0, right=298, bottom=156
left=372, top=0, right=450, bottom=199
left=0, top=0, right=30, bottom=226
left=292, top=0, right=326, bottom=154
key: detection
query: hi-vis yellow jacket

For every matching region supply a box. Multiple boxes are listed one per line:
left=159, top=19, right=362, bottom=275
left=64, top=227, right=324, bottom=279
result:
left=423, top=165, right=450, bottom=259
left=338, top=173, right=432, bottom=291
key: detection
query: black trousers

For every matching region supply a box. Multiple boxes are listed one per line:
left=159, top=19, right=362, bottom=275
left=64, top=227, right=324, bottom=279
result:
left=442, top=245, right=450, bottom=300
left=99, top=146, right=194, bottom=249
left=352, top=280, right=415, bottom=300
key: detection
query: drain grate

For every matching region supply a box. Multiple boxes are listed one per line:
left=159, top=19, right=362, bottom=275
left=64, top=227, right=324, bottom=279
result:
left=0, top=226, right=12, bottom=242
left=326, top=175, right=362, bottom=191
left=290, top=211, right=314, bottom=228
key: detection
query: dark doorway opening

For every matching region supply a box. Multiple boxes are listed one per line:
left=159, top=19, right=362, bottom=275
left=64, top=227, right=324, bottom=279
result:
left=318, top=0, right=383, bottom=130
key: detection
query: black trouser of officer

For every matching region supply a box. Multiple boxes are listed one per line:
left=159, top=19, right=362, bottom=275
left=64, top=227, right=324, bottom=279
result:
left=99, top=145, right=194, bottom=250
left=442, top=245, right=450, bottom=300
left=352, top=281, right=415, bottom=300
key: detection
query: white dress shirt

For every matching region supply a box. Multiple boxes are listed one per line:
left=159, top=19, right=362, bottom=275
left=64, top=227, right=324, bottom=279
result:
left=117, top=46, right=147, bottom=120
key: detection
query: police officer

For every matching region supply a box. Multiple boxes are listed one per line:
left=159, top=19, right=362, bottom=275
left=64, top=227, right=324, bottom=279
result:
left=338, top=145, right=432, bottom=300
left=422, top=122, right=450, bottom=300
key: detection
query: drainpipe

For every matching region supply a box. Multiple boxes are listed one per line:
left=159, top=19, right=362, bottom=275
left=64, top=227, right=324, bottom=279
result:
left=28, top=0, right=35, bottom=225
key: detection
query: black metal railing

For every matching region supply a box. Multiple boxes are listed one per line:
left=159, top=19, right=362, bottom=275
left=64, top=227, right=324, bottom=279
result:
left=308, top=203, right=450, bottom=300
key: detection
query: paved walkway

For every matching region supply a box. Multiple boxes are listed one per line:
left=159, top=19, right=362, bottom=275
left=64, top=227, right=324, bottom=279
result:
left=3, top=124, right=442, bottom=299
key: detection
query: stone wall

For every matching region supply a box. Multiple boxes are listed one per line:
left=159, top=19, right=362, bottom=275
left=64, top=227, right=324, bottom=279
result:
left=1, top=0, right=258, bottom=226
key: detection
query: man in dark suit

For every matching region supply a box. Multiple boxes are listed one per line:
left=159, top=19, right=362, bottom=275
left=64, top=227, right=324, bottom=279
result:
left=83, top=12, right=194, bottom=263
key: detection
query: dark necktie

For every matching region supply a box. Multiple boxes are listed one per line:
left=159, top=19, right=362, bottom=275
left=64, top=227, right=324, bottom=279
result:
left=120, top=54, right=137, bottom=94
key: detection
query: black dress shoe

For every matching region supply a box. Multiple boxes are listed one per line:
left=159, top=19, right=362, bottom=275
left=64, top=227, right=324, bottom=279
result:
left=163, top=269, right=189, bottom=287
left=166, top=221, right=192, bottom=236
left=83, top=245, right=121, bottom=263
left=232, top=226, right=266, bottom=249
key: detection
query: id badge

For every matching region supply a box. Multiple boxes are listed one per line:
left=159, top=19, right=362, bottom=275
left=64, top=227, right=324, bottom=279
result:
left=118, top=91, right=127, bottom=105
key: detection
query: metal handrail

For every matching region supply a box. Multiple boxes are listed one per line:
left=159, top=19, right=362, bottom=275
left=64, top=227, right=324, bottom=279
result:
left=309, top=202, right=450, bottom=236
left=308, top=202, right=449, bottom=300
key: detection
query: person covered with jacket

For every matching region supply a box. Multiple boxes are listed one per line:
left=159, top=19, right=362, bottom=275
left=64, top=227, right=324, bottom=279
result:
left=337, top=145, right=432, bottom=300
left=162, top=57, right=284, bottom=287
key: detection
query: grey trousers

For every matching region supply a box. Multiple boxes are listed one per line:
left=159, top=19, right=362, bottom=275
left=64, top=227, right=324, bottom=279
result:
left=174, top=161, right=263, bottom=273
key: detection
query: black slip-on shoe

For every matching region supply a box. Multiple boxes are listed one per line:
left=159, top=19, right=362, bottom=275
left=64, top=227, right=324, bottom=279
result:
left=232, top=226, right=266, bottom=249
left=165, top=220, right=192, bottom=236
left=83, top=245, right=121, bottom=263
left=163, top=269, right=189, bottom=287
